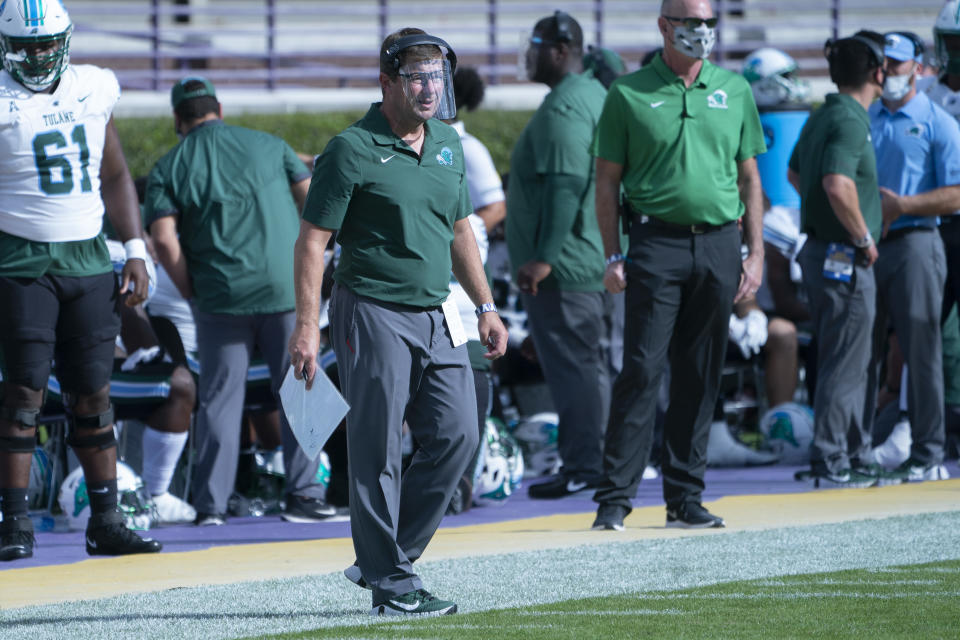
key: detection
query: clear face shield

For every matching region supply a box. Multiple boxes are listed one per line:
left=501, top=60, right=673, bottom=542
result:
left=397, top=57, right=456, bottom=121
left=517, top=32, right=553, bottom=82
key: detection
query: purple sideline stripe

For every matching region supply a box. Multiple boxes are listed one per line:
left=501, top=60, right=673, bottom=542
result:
left=11, top=462, right=958, bottom=571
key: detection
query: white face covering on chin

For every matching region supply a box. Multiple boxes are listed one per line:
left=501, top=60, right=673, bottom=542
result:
left=672, top=24, right=716, bottom=59
left=882, top=71, right=914, bottom=101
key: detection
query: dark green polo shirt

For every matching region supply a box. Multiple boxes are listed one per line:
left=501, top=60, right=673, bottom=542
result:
left=788, top=93, right=881, bottom=243
left=144, top=120, right=310, bottom=315
left=506, top=72, right=607, bottom=292
left=302, top=104, right=471, bottom=308
left=593, top=54, right=766, bottom=226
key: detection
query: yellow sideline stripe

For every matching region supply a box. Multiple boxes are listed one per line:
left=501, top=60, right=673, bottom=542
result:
left=2, top=479, right=958, bottom=610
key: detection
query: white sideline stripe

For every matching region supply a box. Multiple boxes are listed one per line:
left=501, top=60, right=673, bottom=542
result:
left=391, top=623, right=558, bottom=631
left=518, top=609, right=684, bottom=616
left=641, top=591, right=960, bottom=600
left=872, top=567, right=960, bottom=574
left=753, top=579, right=941, bottom=586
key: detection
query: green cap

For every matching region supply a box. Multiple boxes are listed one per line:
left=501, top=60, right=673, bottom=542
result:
left=171, top=76, right=217, bottom=109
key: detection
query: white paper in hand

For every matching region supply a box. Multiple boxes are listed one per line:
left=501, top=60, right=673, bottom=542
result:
left=279, top=364, right=350, bottom=461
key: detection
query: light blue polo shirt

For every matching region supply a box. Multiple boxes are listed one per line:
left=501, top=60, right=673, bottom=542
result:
left=869, top=91, right=960, bottom=231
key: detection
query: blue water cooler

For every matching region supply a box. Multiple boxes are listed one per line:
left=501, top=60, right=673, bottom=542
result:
left=756, top=109, right=810, bottom=209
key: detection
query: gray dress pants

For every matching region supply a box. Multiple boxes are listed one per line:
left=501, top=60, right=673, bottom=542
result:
left=522, top=289, right=607, bottom=482
left=864, top=229, right=946, bottom=465
left=329, top=284, right=478, bottom=604
left=798, top=238, right=876, bottom=474
left=192, top=310, right=325, bottom=515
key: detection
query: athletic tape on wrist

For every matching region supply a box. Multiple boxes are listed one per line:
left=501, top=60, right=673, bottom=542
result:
left=124, top=238, right=149, bottom=262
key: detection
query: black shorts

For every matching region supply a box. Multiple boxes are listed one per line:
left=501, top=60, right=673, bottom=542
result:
left=0, top=272, right=121, bottom=396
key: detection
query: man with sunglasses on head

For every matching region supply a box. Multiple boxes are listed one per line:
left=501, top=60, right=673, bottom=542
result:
left=590, top=0, right=766, bottom=532
left=505, top=11, right=609, bottom=499
left=864, top=31, right=960, bottom=483
left=788, top=31, right=886, bottom=488
left=289, top=28, right=507, bottom=617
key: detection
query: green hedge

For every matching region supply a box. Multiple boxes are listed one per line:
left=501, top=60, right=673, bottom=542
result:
left=115, top=109, right=534, bottom=181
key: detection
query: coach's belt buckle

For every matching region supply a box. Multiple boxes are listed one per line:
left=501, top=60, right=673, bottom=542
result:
left=690, top=224, right=707, bottom=234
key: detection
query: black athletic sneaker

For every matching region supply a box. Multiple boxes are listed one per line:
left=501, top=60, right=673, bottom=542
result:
left=0, top=515, right=35, bottom=561
left=371, top=589, right=457, bottom=617
left=528, top=474, right=597, bottom=499
left=85, top=509, right=162, bottom=556
left=194, top=512, right=227, bottom=526
left=666, top=502, right=725, bottom=529
left=591, top=503, right=629, bottom=531
left=281, top=495, right=336, bottom=523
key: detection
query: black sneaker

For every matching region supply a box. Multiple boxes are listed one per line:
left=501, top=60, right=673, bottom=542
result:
left=528, top=474, right=596, bottom=499
left=0, top=515, right=35, bottom=561
left=85, top=509, right=162, bottom=556
left=807, top=468, right=877, bottom=489
left=666, top=502, right=725, bottom=529
left=591, top=503, right=630, bottom=531
left=194, top=512, right=227, bottom=526
left=371, top=588, right=457, bottom=617
left=281, top=494, right=336, bottom=523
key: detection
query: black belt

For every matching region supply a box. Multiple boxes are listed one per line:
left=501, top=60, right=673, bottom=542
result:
left=638, top=215, right=736, bottom=235
left=881, top=226, right=934, bottom=243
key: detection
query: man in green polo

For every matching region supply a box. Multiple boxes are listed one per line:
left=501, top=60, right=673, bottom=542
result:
left=288, top=29, right=507, bottom=617
left=788, top=31, right=885, bottom=488
left=506, top=11, right=609, bottom=499
left=591, top=0, right=766, bottom=532
left=146, top=77, right=333, bottom=526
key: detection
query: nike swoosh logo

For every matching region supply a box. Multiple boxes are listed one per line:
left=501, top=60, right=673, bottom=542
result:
left=387, top=599, right=421, bottom=612
left=565, top=479, right=588, bottom=493
left=78, top=94, right=91, bottom=102
left=380, top=155, right=396, bottom=164
left=86, top=536, right=97, bottom=549
left=89, top=487, right=109, bottom=493
left=650, top=101, right=665, bottom=109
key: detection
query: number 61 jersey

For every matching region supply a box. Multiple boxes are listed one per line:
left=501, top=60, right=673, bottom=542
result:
left=0, top=64, right=120, bottom=243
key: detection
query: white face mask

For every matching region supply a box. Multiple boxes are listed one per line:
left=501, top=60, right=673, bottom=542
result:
left=672, top=23, right=716, bottom=59
left=882, top=70, right=914, bottom=101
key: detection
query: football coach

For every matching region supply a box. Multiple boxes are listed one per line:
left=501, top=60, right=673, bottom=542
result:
left=288, top=28, right=507, bottom=617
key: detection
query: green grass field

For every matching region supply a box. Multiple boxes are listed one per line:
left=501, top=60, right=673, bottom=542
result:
left=263, top=559, right=960, bottom=640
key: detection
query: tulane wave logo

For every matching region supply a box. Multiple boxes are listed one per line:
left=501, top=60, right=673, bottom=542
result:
left=436, top=146, right=454, bottom=166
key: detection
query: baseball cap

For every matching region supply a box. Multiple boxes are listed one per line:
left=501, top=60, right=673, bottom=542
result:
left=170, top=76, right=217, bottom=109
left=884, top=32, right=923, bottom=62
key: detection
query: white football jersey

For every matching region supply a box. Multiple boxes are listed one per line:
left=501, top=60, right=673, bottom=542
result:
left=925, top=76, right=960, bottom=120
left=0, top=64, right=120, bottom=242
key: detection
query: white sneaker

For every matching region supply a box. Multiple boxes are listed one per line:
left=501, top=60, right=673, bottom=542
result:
left=872, top=418, right=912, bottom=469
left=152, top=492, right=197, bottom=525
left=706, top=420, right=779, bottom=467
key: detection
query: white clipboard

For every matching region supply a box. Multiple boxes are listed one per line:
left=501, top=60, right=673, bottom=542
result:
left=278, top=364, right=350, bottom=461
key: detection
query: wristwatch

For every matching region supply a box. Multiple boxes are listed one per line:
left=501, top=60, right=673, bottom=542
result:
left=475, top=302, right=498, bottom=318
left=852, top=232, right=873, bottom=249
left=605, top=253, right=625, bottom=266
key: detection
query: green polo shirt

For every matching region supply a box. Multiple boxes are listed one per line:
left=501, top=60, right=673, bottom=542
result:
left=788, top=93, right=881, bottom=243
left=506, top=72, right=606, bottom=292
left=0, top=232, right=110, bottom=278
left=302, top=104, right=471, bottom=308
left=144, top=120, right=310, bottom=315
left=593, top=54, right=766, bottom=225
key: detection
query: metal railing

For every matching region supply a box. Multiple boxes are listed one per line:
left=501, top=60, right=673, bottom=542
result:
left=65, top=0, right=944, bottom=91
